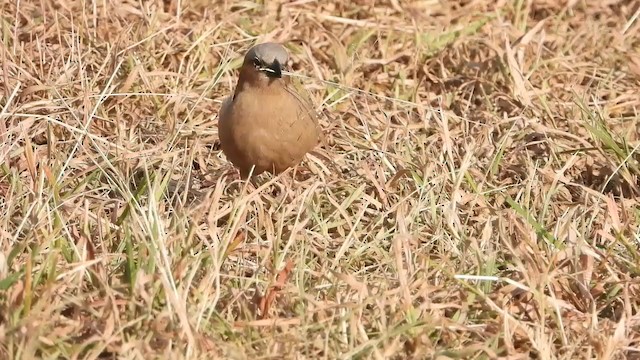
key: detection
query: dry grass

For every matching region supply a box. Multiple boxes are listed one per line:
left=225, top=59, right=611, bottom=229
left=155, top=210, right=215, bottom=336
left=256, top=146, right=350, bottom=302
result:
left=1, top=0, right=640, bottom=358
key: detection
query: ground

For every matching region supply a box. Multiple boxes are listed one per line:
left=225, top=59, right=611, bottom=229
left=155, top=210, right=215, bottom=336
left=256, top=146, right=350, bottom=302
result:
left=1, top=0, right=639, bottom=359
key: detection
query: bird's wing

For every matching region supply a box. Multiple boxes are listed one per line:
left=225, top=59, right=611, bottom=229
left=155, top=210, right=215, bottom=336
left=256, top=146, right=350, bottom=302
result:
left=218, top=95, right=233, bottom=123
left=283, top=76, right=328, bottom=147
left=284, top=76, right=318, bottom=126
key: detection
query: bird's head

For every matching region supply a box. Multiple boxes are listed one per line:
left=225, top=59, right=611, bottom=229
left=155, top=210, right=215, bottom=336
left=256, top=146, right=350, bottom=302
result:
left=240, top=42, right=289, bottom=85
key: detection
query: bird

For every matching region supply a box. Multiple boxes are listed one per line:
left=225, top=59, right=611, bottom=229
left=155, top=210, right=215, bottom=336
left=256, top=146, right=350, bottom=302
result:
left=218, top=42, right=321, bottom=180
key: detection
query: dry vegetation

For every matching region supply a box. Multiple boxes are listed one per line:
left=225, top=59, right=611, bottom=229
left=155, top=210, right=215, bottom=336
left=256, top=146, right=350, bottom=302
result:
left=1, top=0, right=640, bottom=358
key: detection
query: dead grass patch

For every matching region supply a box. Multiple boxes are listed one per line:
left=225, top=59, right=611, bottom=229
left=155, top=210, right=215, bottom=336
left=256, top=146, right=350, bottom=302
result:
left=1, top=0, right=639, bottom=358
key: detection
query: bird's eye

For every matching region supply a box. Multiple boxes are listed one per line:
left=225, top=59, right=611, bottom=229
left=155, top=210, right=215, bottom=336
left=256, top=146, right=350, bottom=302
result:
left=252, top=58, right=261, bottom=67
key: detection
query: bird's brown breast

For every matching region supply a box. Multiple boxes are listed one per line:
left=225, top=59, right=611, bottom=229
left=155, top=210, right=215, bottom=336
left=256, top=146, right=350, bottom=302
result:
left=218, top=78, right=319, bottom=178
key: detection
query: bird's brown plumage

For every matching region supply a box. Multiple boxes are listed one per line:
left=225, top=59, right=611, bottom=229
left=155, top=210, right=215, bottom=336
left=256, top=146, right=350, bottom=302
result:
left=218, top=42, right=320, bottom=179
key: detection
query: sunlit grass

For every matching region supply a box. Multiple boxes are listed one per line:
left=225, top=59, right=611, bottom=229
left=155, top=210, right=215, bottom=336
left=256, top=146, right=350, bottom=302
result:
left=0, top=1, right=639, bottom=359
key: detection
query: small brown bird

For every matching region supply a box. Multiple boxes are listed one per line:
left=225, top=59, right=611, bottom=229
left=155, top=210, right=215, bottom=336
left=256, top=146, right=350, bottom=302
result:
left=218, top=42, right=321, bottom=179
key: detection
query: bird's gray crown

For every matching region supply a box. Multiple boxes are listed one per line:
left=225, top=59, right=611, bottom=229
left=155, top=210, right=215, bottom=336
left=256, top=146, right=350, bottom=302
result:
left=244, top=42, right=289, bottom=66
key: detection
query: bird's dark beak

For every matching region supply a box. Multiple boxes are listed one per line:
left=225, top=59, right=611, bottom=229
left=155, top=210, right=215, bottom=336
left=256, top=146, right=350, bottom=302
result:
left=263, top=59, right=282, bottom=78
